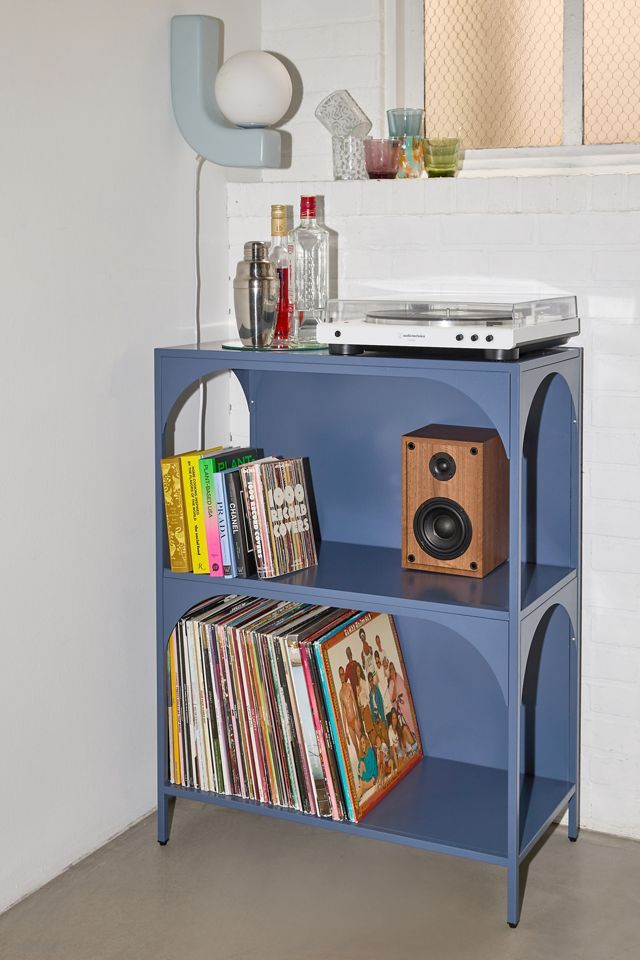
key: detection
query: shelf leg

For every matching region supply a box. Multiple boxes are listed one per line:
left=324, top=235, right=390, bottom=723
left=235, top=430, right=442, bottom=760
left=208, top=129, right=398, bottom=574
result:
left=507, top=859, right=521, bottom=927
left=568, top=793, right=580, bottom=842
left=157, top=793, right=175, bottom=845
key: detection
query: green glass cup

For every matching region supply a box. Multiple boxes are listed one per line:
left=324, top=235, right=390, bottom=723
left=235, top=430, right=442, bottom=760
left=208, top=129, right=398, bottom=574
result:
left=424, top=137, right=460, bottom=177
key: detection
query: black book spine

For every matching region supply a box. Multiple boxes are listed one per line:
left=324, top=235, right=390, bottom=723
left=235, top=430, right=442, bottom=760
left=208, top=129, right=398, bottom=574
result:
left=238, top=483, right=257, bottom=577
left=225, top=471, right=246, bottom=578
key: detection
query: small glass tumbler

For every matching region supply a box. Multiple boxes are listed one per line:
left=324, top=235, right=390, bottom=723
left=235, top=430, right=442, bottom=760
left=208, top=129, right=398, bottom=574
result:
left=424, top=137, right=461, bottom=177
left=387, top=108, right=425, bottom=137
left=396, top=136, right=425, bottom=179
left=363, top=138, right=402, bottom=179
left=332, top=135, right=368, bottom=180
left=316, top=90, right=372, bottom=138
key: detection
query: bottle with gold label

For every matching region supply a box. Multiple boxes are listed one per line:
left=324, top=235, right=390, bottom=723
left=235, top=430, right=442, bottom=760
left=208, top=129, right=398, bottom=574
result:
left=269, top=204, right=293, bottom=347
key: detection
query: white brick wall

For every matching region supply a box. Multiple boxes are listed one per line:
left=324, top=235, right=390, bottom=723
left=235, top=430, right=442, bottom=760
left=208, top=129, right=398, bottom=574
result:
left=261, top=0, right=385, bottom=179
left=226, top=173, right=640, bottom=841
left=217, top=0, right=640, bottom=843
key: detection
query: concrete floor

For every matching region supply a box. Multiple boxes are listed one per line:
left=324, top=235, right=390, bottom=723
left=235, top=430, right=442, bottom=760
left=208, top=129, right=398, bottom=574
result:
left=1, top=803, right=639, bottom=960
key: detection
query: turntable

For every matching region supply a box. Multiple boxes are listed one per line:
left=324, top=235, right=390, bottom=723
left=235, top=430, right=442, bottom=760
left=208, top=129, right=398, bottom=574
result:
left=316, top=295, right=580, bottom=359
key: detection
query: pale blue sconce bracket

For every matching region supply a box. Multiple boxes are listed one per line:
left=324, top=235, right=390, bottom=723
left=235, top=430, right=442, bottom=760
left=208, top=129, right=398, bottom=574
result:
left=170, top=15, right=283, bottom=168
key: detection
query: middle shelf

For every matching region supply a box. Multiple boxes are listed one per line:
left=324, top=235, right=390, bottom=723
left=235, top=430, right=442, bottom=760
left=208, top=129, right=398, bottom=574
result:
left=164, top=540, right=576, bottom=624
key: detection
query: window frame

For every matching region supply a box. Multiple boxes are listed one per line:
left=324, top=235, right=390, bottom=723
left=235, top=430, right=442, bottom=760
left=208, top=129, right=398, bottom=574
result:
left=385, top=0, right=640, bottom=175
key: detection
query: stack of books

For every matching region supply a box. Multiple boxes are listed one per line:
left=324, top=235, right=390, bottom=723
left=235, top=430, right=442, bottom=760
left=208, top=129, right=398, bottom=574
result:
left=161, top=447, right=318, bottom=579
left=167, top=600, right=423, bottom=822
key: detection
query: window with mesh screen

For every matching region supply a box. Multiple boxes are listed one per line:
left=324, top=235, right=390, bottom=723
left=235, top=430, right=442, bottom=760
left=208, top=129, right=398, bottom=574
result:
left=423, top=0, right=640, bottom=148
left=584, top=0, right=640, bottom=144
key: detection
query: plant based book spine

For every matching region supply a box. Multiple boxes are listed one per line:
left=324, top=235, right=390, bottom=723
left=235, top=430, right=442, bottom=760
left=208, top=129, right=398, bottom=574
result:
left=179, top=446, right=223, bottom=574
left=161, top=457, right=192, bottom=572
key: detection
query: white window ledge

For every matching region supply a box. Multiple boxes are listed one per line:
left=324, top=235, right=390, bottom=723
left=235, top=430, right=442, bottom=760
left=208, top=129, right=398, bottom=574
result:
left=460, top=145, right=640, bottom=178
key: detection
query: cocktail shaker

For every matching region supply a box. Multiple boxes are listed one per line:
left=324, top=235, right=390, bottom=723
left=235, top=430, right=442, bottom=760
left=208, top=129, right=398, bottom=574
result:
left=233, top=241, right=279, bottom=347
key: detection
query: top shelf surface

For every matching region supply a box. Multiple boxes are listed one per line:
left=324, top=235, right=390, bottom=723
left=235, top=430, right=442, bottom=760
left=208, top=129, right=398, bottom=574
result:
left=156, top=342, right=581, bottom=376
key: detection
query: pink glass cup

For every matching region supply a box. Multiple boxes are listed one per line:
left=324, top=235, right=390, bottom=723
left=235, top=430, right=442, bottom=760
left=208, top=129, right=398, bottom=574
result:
left=363, top=138, right=402, bottom=179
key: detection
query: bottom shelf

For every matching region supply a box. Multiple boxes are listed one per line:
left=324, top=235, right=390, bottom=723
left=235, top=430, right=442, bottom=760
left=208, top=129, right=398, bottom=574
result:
left=164, top=756, right=574, bottom=866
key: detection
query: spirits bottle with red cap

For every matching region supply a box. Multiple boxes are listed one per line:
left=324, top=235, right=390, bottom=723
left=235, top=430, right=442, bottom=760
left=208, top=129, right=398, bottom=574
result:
left=290, top=195, right=329, bottom=344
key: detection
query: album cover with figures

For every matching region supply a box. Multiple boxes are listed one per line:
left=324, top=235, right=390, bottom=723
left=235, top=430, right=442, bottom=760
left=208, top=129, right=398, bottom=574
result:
left=314, top=611, right=423, bottom=821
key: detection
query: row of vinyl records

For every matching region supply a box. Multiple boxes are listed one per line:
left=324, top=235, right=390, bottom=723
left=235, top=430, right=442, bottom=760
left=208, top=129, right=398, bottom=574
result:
left=167, top=596, right=423, bottom=822
left=161, top=446, right=318, bottom=579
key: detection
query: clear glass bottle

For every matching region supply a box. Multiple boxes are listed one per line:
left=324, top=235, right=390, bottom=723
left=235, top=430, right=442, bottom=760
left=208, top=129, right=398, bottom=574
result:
left=269, top=204, right=293, bottom=348
left=290, top=195, right=329, bottom=344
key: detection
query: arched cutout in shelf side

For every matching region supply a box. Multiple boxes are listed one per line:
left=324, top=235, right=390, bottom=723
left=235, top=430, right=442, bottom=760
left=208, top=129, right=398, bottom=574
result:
left=522, top=372, right=579, bottom=570
left=521, top=603, right=575, bottom=784
left=162, top=370, right=248, bottom=457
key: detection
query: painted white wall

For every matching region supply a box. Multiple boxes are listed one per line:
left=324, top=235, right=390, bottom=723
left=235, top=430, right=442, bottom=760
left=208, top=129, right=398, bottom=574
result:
left=0, top=0, right=260, bottom=914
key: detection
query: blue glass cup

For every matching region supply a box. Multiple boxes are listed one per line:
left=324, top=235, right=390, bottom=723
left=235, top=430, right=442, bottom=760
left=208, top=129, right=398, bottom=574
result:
left=387, top=108, right=425, bottom=137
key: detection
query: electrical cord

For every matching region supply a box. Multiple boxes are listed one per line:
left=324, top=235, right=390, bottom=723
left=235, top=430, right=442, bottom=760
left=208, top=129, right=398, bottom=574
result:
left=194, top=153, right=205, bottom=450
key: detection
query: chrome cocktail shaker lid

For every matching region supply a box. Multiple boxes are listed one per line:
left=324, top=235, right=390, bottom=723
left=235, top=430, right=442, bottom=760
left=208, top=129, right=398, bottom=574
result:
left=235, top=241, right=277, bottom=283
left=244, top=240, right=270, bottom=261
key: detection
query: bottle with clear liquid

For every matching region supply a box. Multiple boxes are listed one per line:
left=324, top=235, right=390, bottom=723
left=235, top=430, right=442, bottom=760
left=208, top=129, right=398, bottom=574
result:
left=290, top=195, right=329, bottom=344
left=269, top=204, right=293, bottom=348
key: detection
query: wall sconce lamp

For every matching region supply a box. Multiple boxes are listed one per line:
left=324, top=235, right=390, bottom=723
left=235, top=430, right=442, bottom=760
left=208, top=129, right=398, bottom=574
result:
left=170, top=15, right=292, bottom=168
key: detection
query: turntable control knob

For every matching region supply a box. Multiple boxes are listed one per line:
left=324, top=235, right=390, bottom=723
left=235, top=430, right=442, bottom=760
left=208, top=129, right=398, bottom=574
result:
left=456, top=334, right=463, bottom=341
left=471, top=334, right=479, bottom=342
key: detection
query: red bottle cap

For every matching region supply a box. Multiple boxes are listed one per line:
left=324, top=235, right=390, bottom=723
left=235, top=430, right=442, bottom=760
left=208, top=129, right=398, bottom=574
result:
left=300, top=195, right=316, bottom=218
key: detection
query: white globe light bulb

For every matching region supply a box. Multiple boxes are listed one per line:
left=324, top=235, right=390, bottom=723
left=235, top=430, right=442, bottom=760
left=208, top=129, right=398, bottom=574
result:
left=214, top=51, right=293, bottom=128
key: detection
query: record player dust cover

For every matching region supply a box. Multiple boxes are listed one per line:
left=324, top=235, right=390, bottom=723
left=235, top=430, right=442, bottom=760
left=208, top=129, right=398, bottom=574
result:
left=316, top=611, right=423, bottom=821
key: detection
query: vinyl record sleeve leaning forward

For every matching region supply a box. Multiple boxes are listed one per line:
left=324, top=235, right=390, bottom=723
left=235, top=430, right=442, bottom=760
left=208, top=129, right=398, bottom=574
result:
left=314, top=611, right=423, bottom=821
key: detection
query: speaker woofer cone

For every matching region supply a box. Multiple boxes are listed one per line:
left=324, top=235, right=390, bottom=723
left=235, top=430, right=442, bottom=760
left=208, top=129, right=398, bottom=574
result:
left=413, top=497, right=472, bottom=560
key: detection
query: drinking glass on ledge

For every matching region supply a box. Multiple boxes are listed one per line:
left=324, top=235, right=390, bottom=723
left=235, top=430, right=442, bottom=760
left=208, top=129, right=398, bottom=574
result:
left=424, top=137, right=461, bottom=177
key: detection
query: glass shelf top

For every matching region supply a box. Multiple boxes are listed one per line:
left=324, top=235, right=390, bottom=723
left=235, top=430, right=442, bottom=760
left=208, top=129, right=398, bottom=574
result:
left=221, top=340, right=327, bottom=352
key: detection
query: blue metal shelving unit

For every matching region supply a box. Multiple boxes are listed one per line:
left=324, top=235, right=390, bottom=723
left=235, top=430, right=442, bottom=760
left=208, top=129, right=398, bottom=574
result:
left=155, top=344, right=582, bottom=927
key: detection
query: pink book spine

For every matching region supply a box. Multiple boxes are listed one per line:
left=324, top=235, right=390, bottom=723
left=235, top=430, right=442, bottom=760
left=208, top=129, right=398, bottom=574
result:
left=299, top=642, right=341, bottom=821
left=204, top=512, right=224, bottom=578
left=201, top=460, right=225, bottom=577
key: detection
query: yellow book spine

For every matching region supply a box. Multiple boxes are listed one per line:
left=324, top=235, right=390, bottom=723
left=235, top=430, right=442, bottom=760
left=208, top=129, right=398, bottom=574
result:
left=160, top=458, right=191, bottom=573
left=180, top=449, right=219, bottom=574
left=169, top=630, right=181, bottom=786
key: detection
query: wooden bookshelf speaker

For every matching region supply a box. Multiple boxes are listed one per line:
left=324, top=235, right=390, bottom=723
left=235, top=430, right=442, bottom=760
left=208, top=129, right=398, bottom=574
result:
left=401, top=425, right=508, bottom=578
